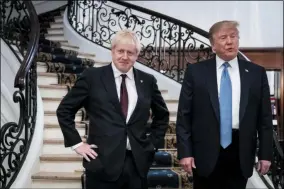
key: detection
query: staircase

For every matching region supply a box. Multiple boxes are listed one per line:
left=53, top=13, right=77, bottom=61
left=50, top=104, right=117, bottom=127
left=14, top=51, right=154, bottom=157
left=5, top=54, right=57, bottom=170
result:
left=31, top=6, right=193, bottom=189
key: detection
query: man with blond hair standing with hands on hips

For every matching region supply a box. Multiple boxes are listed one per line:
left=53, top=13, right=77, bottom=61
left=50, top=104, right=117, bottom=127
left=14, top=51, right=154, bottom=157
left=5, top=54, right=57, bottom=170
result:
left=56, top=30, right=169, bottom=189
left=176, top=20, right=273, bottom=189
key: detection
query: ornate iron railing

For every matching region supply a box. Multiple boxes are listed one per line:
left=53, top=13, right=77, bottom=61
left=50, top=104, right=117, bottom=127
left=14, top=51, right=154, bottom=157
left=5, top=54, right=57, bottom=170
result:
left=67, top=1, right=283, bottom=188
left=0, top=0, right=39, bottom=188
left=67, top=0, right=213, bottom=83
left=256, top=131, right=284, bottom=189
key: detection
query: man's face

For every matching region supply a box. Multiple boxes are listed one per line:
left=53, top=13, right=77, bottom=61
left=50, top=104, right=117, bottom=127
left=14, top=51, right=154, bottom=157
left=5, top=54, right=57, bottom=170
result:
left=111, top=42, right=138, bottom=73
left=211, top=26, right=239, bottom=61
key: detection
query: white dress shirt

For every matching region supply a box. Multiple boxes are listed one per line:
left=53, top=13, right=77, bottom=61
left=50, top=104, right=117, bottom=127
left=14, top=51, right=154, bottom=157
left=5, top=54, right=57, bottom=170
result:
left=71, top=63, right=137, bottom=150
left=112, top=63, right=138, bottom=150
left=216, top=55, right=241, bottom=129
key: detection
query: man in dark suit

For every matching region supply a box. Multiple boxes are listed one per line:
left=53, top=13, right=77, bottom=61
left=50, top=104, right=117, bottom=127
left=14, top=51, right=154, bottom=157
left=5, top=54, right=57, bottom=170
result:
left=56, top=29, right=169, bottom=189
left=176, top=20, right=273, bottom=189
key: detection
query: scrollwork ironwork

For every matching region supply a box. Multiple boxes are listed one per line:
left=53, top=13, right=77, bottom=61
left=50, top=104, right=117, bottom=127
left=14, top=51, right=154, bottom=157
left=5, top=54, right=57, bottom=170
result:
left=67, top=0, right=213, bottom=83
left=256, top=131, right=284, bottom=189
left=0, top=0, right=39, bottom=188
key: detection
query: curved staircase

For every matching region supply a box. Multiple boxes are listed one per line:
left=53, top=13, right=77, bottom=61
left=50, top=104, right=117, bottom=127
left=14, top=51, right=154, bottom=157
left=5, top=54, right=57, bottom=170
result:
left=31, top=6, right=192, bottom=189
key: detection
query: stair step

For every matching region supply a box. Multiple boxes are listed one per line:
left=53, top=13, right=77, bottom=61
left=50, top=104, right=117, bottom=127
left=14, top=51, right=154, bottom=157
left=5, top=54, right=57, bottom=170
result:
left=45, top=34, right=65, bottom=41
left=39, top=84, right=69, bottom=98
left=54, top=16, right=63, bottom=23
left=44, top=122, right=87, bottom=128
left=31, top=172, right=81, bottom=188
left=60, top=44, right=80, bottom=50
left=38, top=72, right=59, bottom=85
left=44, top=110, right=84, bottom=125
left=47, top=28, right=64, bottom=35
left=39, top=154, right=82, bottom=172
left=39, top=149, right=179, bottom=172
left=44, top=124, right=85, bottom=140
left=39, top=84, right=68, bottom=97
left=32, top=171, right=81, bottom=180
left=41, top=95, right=176, bottom=112
left=31, top=169, right=192, bottom=188
left=43, top=134, right=176, bottom=148
left=50, top=21, right=64, bottom=29
left=38, top=72, right=79, bottom=86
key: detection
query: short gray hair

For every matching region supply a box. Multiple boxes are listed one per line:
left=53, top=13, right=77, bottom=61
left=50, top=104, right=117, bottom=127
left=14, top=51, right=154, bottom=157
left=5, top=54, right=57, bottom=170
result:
left=111, top=29, right=141, bottom=54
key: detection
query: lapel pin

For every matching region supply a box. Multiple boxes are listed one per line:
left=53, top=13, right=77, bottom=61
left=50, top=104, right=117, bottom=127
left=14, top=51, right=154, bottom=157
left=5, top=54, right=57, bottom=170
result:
left=140, top=80, right=143, bottom=83
left=245, top=69, right=249, bottom=72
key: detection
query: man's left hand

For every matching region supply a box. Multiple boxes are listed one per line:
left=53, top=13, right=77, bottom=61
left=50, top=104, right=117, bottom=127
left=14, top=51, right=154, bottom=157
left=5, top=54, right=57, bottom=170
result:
left=257, top=160, right=271, bottom=175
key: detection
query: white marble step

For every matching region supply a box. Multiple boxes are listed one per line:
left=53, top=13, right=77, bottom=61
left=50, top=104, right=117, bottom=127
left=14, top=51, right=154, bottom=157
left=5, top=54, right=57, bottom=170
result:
left=50, top=21, right=64, bottom=29
left=39, top=154, right=82, bottom=172
left=47, top=28, right=64, bottom=35
left=54, top=16, right=63, bottom=23
left=38, top=73, right=59, bottom=85
left=44, top=125, right=85, bottom=140
left=44, top=110, right=83, bottom=125
left=45, top=34, right=65, bottom=41
left=39, top=84, right=68, bottom=98
left=42, top=96, right=178, bottom=112
left=31, top=172, right=81, bottom=188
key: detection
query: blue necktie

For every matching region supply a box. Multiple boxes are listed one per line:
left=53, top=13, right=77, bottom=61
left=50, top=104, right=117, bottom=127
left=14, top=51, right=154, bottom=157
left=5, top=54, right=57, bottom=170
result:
left=219, top=62, right=232, bottom=148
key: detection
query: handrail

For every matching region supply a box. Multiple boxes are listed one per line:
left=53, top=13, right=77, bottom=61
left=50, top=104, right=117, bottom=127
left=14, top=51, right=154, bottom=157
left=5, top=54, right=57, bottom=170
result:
left=256, top=131, right=284, bottom=189
left=14, top=1, right=40, bottom=90
left=0, top=0, right=40, bottom=188
left=108, top=0, right=209, bottom=39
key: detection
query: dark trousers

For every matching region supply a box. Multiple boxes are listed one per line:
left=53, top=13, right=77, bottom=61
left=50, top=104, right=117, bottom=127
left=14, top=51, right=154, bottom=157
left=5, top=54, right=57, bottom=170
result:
left=193, top=130, right=248, bottom=189
left=85, top=150, right=148, bottom=189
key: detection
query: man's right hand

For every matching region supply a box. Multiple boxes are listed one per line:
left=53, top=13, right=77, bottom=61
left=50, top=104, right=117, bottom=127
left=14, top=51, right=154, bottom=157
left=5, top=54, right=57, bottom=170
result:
left=74, top=143, right=98, bottom=162
left=179, top=157, right=196, bottom=175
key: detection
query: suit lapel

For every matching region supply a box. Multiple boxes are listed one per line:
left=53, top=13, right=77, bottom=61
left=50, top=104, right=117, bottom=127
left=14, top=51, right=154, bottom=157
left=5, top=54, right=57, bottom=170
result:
left=238, top=59, right=251, bottom=123
left=101, top=64, right=125, bottom=120
left=128, top=68, right=143, bottom=124
left=206, top=58, right=220, bottom=123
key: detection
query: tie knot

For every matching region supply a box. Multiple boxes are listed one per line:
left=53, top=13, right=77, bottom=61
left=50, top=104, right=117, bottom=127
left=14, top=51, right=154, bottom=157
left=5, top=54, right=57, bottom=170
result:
left=121, top=74, right=127, bottom=80
left=223, top=62, right=230, bottom=69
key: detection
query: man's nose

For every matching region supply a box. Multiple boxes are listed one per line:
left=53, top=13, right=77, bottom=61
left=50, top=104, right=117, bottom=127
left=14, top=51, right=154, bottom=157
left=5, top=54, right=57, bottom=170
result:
left=122, top=52, right=128, bottom=59
left=226, top=36, right=233, bottom=44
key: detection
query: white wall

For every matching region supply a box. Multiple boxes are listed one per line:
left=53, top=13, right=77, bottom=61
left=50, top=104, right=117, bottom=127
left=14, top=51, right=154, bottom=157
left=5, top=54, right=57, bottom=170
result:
left=32, top=0, right=67, bottom=15
left=1, top=39, right=44, bottom=188
left=1, top=40, right=21, bottom=126
left=128, top=1, right=283, bottom=48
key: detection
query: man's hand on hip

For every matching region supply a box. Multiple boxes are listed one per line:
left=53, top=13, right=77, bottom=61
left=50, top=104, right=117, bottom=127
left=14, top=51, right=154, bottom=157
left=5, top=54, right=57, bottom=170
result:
left=179, top=157, right=196, bottom=175
left=74, top=143, right=98, bottom=162
left=257, top=160, right=271, bottom=175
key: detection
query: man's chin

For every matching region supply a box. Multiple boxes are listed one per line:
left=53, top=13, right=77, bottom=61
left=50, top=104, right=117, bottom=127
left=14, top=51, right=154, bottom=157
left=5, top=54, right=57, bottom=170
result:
left=118, top=66, right=130, bottom=73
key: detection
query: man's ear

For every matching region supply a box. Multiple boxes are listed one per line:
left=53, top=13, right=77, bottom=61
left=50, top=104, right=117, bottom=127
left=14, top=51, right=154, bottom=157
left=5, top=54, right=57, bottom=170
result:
left=211, top=43, right=216, bottom=53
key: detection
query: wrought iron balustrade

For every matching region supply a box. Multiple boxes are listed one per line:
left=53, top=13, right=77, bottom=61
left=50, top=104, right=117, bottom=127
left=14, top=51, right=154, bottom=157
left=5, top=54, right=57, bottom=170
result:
left=0, top=0, right=39, bottom=188
left=67, top=0, right=214, bottom=83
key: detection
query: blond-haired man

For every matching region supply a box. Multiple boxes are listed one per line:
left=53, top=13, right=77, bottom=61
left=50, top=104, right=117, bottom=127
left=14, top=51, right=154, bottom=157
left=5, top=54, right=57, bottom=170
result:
left=176, top=20, right=273, bottom=189
left=57, top=29, right=169, bottom=189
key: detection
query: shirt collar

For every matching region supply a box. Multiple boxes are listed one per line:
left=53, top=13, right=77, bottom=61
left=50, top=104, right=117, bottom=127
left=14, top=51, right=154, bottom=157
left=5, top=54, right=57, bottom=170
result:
left=216, top=55, right=238, bottom=70
left=111, top=62, right=134, bottom=80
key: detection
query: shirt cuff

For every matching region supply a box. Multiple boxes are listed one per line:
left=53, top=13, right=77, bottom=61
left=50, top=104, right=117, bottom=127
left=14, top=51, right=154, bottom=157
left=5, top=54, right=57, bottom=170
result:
left=71, top=142, right=83, bottom=150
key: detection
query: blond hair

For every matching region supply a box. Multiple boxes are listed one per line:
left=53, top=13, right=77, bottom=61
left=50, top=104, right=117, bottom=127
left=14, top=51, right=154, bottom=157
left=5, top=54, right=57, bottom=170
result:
left=111, top=29, right=141, bottom=54
left=209, top=20, right=239, bottom=43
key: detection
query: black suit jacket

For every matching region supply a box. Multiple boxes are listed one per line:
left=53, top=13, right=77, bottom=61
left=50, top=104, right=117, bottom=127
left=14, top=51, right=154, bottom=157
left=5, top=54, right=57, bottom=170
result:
left=56, top=64, right=169, bottom=181
left=176, top=56, right=273, bottom=178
